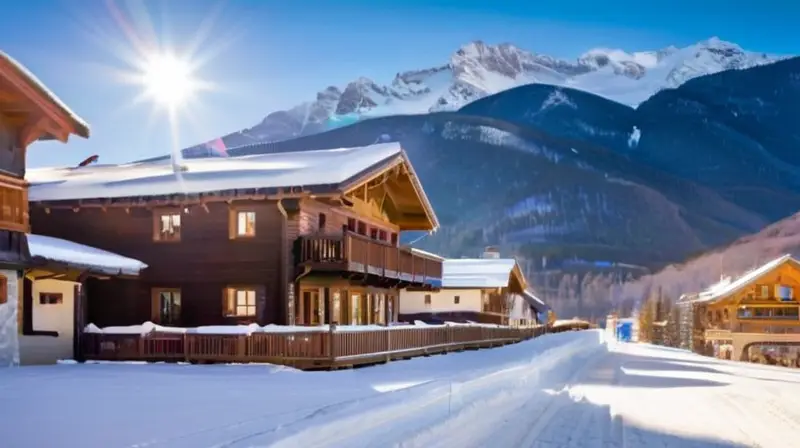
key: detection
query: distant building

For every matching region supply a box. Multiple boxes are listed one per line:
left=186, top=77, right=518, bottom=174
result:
left=399, top=247, right=548, bottom=326
left=678, top=254, right=800, bottom=364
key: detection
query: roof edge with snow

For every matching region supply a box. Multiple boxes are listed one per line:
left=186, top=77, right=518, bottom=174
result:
left=27, top=233, right=148, bottom=277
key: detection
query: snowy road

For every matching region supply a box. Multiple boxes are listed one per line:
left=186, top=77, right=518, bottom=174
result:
left=2, top=331, right=800, bottom=447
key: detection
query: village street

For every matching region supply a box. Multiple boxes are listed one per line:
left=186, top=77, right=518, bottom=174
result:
left=2, top=330, right=800, bottom=447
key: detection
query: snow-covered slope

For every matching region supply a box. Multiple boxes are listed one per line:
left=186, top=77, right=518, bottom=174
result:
left=229, top=38, right=784, bottom=144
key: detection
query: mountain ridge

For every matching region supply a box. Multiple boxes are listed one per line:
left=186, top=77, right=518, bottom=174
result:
left=201, top=37, right=785, bottom=150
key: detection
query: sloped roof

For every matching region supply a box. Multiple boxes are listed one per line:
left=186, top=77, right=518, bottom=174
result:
left=522, top=289, right=548, bottom=312
left=686, top=254, right=797, bottom=304
left=410, top=247, right=446, bottom=262
left=27, top=234, right=147, bottom=276
left=28, top=142, right=395, bottom=198
left=442, top=258, right=525, bottom=289
left=0, top=51, right=89, bottom=139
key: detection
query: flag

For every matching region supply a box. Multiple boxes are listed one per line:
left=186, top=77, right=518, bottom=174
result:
left=204, top=137, right=228, bottom=157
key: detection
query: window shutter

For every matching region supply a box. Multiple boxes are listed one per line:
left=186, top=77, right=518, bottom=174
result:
left=222, top=288, right=235, bottom=316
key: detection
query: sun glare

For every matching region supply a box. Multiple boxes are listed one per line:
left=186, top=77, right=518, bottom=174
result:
left=140, top=53, right=198, bottom=109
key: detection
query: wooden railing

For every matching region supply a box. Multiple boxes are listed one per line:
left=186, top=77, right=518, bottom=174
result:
left=297, top=232, right=443, bottom=284
left=80, top=324, right=584, bottom=369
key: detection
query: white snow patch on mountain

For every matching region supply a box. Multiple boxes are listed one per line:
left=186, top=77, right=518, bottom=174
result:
left=226, top=38, right=788, bottom=144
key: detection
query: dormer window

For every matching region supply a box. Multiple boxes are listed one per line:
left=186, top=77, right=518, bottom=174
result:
left=154, top=211, right=181, bottom=242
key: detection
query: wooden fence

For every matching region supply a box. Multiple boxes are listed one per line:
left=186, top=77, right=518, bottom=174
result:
left=82, top=323, right=584, bottom=370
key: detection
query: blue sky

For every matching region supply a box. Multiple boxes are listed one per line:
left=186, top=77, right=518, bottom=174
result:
left=3, top=0, right=798, bottom=167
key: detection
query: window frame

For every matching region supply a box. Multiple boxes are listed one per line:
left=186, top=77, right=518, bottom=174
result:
left=424, top=294, right=432, bottom=307
left=223, top=286, right=258, bottom=317
left=454, top=295, right=460, bottom=305
left=153, top=209, right=182, bottom=242
left=229, top=209, right=257, bottom=239
left=150, top=288, right=182, bottom=325
left=38, top=292, right=63, bottom=305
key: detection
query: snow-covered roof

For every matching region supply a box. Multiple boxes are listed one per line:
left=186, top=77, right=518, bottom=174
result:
left=688, top=254, right=796, bottom=304
left=27, top=143, right=404, bottom=202
left=522, top=290, right=547, bottom=312
left=27, top=234, right=147, bottom=276
left=0, top=51, right=90, bottom=139
left=442, top=258, right=523, bottom=289
left=410, top=247, right=446, bottom=262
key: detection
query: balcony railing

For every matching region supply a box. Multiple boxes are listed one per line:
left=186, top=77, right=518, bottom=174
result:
left=297, top=232, right=443, bottom=285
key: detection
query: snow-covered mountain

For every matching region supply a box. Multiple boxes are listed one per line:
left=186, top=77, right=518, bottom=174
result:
left=229, top=38, right=784, bottom=144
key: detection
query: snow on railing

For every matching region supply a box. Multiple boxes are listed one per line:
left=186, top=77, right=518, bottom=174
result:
left=83, top=320, right=508, bottom=336
left=79, top=321, right=571, bottom=369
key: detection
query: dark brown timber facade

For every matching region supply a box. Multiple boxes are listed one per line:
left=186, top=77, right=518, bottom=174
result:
left=29, top=148, right=443, bottom=328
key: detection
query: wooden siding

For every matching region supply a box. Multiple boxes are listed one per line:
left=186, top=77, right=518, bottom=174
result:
left=0, top=119, right=26, bottom=177
left=299, top=199, right=399, bottom=242
left=0, top=119, right=28, bottom=267
left=30, top=201, right=284, bottom=326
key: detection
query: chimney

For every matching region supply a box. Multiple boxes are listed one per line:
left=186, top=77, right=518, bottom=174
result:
left=482, top=246, right=500, bottom=259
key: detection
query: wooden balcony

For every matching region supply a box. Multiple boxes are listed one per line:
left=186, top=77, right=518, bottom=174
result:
left=296, top=232, right=443, bottom=286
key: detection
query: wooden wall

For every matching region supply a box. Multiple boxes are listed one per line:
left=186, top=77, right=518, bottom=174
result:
left=30, top=200, right=285, bottom=327
left=299, top=199, right=399, bottom=244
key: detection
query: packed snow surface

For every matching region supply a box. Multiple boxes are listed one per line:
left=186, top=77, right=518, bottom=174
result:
left=3, top=331, right=800, bottom=447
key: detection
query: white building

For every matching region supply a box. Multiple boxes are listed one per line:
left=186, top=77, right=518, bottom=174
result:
left=400, top=247, right=547, bottom=325
left=15, top=234, right=147, bottom=365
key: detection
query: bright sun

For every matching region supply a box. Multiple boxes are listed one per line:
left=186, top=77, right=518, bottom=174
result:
left=140, top=53, right=198, bottom=109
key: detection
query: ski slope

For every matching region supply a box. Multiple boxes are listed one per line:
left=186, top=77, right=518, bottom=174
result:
left=1, top=330, right=799, bottom=447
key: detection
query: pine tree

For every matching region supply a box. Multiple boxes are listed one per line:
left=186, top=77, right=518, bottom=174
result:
left=638, top=292, right=657, bottom=343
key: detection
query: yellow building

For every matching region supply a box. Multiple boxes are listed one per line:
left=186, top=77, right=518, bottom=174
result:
left=680, top=254, right=800, bottom=364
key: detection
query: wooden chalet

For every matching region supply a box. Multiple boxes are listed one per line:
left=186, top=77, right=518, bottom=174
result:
left=26, top=142, right=443, bottom=329
left=679, top=254, right=800, bottom=364
left=0, top=50, right=150, bottom=366
left=399, top=247, right=545, bottom=325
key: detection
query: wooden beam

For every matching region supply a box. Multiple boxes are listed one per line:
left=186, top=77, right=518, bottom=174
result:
left=16, top=115, right=48, bottom=148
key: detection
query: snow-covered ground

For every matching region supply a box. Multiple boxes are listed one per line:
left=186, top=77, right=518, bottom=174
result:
left=2, top=330, right=800, bottom=447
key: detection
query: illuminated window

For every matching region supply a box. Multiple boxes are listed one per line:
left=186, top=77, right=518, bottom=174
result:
left=154, top=211, right=181, bottom=242
left=224, top=288, right=257, bottom=317
left=236, top=211, right=256, bottom=237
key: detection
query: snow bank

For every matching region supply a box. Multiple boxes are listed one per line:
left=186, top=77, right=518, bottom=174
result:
left=83, top=320, right=513, bottom=336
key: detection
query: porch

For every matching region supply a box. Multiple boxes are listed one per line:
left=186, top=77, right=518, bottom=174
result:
left=296, top=232, right=443, bottom=287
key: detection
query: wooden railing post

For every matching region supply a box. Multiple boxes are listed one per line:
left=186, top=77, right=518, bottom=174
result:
left=328, top=323, right=337, bottom=365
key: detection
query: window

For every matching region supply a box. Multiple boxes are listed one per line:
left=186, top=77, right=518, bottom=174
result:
left=318, top=213, right=327, bottom=231
left=777, top=285, right=794, bottom=301
left=357, top=221, right=367, bottom=235
left=759, top=285, right=770, bottom=299
left=424, top=294, right=431, bottom=306
left=39, top=292, right=63, bottom=305
left=154, top=211, right=181, bottom=242
left=378, top=230, right=387, bottom=241
left=0, top=275, right=6, bottom=304
left=454, top=295, right=460, bottom=304
left=390, top=233, right=398, bottom=246
left=224, top=288, right=257, bottom=317
left=347, top=218, right=356, bottom=232
left=151, top=289, right=181, bottom=326
left=235, top=211, right=256, bottom=237
left=370, top=228, right=378, bottom=240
